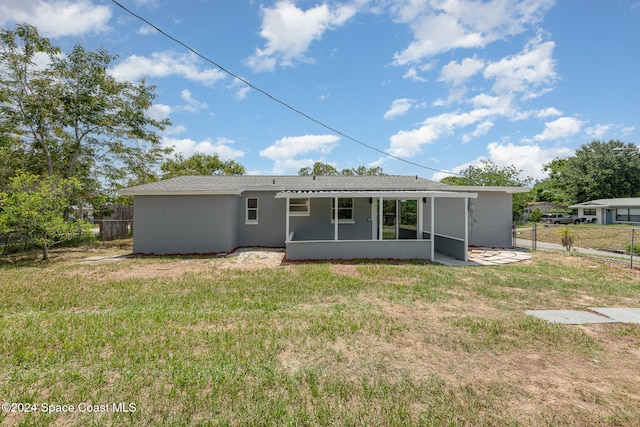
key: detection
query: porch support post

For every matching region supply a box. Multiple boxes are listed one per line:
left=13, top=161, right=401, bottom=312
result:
left=378, top=196, right=383, bottom=241
left=430, top=196, right=435, bottom=262
left=334, top=196, right=339, bottom=241
left=463, top=197, right=469, bottom=262
left=418, top=197, right=424, bottom=240
left=285, top=196, right=290, bottom=242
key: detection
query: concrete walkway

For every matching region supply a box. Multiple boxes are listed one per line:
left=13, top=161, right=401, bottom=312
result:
left=526, top=308, right=640, bottom=324
left=435, top=247, right=531, bottom=266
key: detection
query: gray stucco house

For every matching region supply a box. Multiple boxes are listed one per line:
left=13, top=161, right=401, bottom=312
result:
left=569, top=198, right=640, bottom=225
left=119, top=175, right=527, bottom=262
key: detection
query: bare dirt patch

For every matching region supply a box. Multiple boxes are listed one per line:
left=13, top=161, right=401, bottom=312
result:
left=70, top=247, right=286, bottom=280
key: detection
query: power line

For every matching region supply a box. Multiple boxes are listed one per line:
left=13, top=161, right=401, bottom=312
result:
left=110, top=0, right=462, bottom=177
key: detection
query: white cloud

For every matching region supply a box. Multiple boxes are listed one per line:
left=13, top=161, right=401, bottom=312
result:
left=0, top=0, right=111, bottom=37
left=402, top=67, right=426, bottom=82
left=434, top=141, right=573, bottom=182
left=392, top=0, right=554, bottom=64
left=164, top=125, right=187, bottom=136
left=147, top=103, right=172, bottom=121
left=536, top=107, right=563, bottom=118
left=162, top=136, right=244, bottom=160
left=486, top=141, right=573, bottom=180
left=388, top=108, right=493, bottom=157
left=259, top=134, right=340, bottom=173
left=483, top=37, right=557, bottom=96
left=137, top=25, right=156, bottom=36
left=179, top=89, right=208, bottom=113
left=534, top=117, right=584, bottom=141
left=228, top=78, right=251, bottom=101
left=110, top=51, right=226, bottom=86
left=484, top=38, right=556, bottom=94
left=586, top=124, right=611, bottom=139
left=383, top=98, right=414, bottom=120
left=439, top=57, right=485, bottom=86
left=462, top=120, right=494, bottom=143
left=246, top=0, right=356, bottom=72
left=586, top=123, right=636, bottom=139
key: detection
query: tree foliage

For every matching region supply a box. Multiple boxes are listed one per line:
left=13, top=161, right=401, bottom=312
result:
left=0, top=24, right=171, bottom=190
left=541, top=140, right=640, bottom=205
left=442, top=160, right=533, bottom=187
left=160, top=152, right=246, bottom=179
left=440, top=160, right=533, bottom=217
left=0, top=172, right=93, bottom=259
left=298, top=161, right=386, bottom=176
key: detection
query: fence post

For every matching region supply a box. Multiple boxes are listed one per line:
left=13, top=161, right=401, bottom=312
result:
left=631, top=228, right=635, bottom=270
left=533, top=222, right=537, bottom=251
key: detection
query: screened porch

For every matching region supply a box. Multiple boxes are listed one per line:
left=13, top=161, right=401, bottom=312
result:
left=274, top=190, right=477, bottom=262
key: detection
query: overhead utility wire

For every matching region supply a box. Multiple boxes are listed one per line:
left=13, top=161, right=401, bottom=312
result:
left=110, top=0, right=462, bottom=176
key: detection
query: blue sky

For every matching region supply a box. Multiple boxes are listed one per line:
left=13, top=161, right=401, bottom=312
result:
left=2, top=0, right=639, bottom=181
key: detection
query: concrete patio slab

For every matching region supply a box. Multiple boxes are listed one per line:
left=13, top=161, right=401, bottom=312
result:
left=434, top=248, right=531, bottom=266
left=589, top=308, right=640, bottom=323
left=525, top=309, right=617, bottom=324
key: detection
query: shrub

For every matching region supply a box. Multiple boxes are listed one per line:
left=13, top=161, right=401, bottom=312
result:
left=627, top=244, right=640, bottom=255
left=558, top=227, right=574, bottom=251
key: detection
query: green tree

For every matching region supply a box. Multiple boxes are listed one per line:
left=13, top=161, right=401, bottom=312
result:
left=543, top=140, right=640, bottom=205
left=440, top=160, right=533, bottom=217
left=0, top=172, right=93, bottom=260
left=340, top=165, right=387, bottom=176
left=0, top=24, right=171, bottom=189
left=160, top=152, right=246, bottom=179
left=298, top=162, right=339, bottom=176
left=529, top=208, right=543, bottom=222
left=298, top=162, right=386, bottom=176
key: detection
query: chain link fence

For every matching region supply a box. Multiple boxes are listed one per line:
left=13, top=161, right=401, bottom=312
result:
left=513, top=223, right=638, bottom=269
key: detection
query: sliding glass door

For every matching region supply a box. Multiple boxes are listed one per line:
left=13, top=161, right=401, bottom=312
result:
left=375, top=199, right=418, bottom=240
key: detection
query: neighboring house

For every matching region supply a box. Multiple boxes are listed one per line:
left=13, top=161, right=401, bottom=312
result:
left=569, top=198, right=640, bottom=225
left=522, top=202, right=568, bottom=220
left=119, top=175, right=528, bottom=262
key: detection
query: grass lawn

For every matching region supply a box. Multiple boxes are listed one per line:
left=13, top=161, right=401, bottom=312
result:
left=1, top=242, right=640, bottom=426
left=518, top=224, right=637, bottom=253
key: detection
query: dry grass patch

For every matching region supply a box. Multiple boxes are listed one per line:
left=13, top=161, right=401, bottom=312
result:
left=2, top=243, right=640, bottom=426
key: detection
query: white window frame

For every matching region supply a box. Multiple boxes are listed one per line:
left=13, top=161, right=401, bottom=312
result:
left=289, top=198, right=310, bottom=216
left=246, top=197, right=258, bottom=224
left=331, top=198, right=354, bottom=223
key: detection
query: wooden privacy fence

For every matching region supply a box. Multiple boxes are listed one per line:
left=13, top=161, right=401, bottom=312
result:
left=95, top=205, right=133, bottom=241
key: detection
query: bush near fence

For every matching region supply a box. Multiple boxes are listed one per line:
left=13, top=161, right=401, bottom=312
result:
left=514, top=223, right=638, bottom=268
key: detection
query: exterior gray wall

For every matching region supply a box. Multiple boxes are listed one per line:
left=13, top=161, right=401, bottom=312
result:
left=433, top=198, right=466, bottom=240
left=133, top=195, right=238, bottom=254
left=468, top=192, right=513, bottom=247
left=289, top=197, right=372, bottom=240
left=434, top=235, right=466, bottom=260
left=286, top=240, right=431, bottom=260
left=237, top=191, right=287, bottom=247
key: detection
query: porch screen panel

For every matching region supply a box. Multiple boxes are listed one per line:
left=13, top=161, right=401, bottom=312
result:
left=399, top=200, right=417, bottom=239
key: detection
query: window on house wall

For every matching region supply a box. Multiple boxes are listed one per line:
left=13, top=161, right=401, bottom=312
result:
left=289, top=198, right=310, bottom=216
left=331, top=198, right=354, bottom=223
left=583, top=208, right=596, bottom=216
left=616, top=208, right=640, bottom=222
left=246, top=198, right=258, bottom=224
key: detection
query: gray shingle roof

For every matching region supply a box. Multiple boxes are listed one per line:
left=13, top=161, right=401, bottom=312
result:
left=569, top=198, right=640, bottom=208
left=118, top=175, right=453, bottom=195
